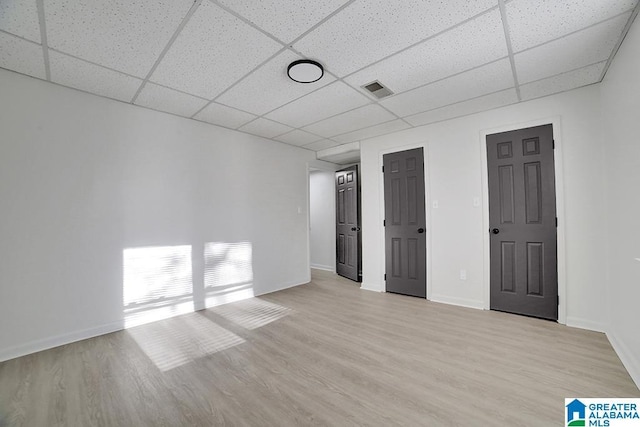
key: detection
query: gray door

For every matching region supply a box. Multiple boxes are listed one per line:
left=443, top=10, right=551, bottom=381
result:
left=487, top=124, right=558, bottom=320
left=336, top=166, right=361, bottom=282
left=383, top=148, right=426, bottom=298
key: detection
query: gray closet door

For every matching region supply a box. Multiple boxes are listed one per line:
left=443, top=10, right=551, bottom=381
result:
left=487, top=124, right=558, bottom=320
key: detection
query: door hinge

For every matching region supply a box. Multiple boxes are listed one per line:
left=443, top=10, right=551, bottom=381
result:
left=384, top=273, right=387, bottom=281
left=555, top=217, right=558, bottom=227
left=383, top=219, right=386, bottom=226
left=382, top=166, right=384, bottom=173
left=557, top=295, right=560, bottom=306
left=552, top=139, right=555, bottom=149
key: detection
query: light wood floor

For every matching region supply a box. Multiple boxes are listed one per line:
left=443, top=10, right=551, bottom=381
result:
left=1, top=269, right=638, bottom=426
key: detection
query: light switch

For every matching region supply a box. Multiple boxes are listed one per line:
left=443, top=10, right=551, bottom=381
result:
left=473, top=197, right=480, bottom=207
left=460, top=269, right=467, bottom=280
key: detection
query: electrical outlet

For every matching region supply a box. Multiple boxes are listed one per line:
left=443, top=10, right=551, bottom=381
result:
left=473, top=197, right=480, bottom=207
left=432, top=200, right=439, bottom=209
left=459, top=269, right=467, bottom=280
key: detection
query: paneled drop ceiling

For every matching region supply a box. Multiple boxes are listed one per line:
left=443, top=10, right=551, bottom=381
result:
left=1, top=0, right=638, bottom=156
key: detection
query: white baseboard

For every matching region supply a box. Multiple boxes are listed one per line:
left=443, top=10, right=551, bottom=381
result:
left=565, top=316, right=606, bottom=333
left=607, top=330, right=640, bottom=390
left=310, top=264, right=334, bottom=272
left=0, top=278, right=311, bottom=363
left=0, top=320, right=124, bottom=363
left=360, top=282, right=384, bottom=292
left=429, top=294, right=484, bottom=310
left=262, top=279, right=309, bottom=294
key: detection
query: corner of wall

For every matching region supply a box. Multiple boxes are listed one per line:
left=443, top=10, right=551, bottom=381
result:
left=565, top=317, right=607, bottom=334
left=360, top=282, right=384, bottom=292
left=429, top=294, right=484, bottom=310
left=606, top=330, right=640, bottom=390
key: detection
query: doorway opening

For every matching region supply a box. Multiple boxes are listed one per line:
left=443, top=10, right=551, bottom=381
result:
left=309, top=167, right=336, bottom=273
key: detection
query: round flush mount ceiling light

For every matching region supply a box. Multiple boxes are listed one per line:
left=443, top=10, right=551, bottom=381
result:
left=287, top=59, right=324, bottom=83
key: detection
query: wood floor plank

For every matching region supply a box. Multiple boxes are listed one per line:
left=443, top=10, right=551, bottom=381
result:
left=1, top=269, right=638, bottom=426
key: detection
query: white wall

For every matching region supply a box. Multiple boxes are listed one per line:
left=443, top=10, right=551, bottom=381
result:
left=0, top=69, right=315, bottom=361
left=309, top=169, right=335, bottom=271
left=360, top=84, right=607, bottom=331
left=600, top=15, right=640, bottom=388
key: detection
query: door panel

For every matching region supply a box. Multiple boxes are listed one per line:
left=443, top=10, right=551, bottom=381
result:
left=487, top=124, right=557, bottom=320
left=336, top=166, right=361, bottom=282
left=384, top=148, right=426, bottom=298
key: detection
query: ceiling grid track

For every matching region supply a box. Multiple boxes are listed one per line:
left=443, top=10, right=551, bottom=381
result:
left=337, top=6, right=501, bottom=82
left=35, top=0, right=50, bottom=81
left=192, top=0, right=360, bottom=125
left=0, top=29, right=38, bottom=44
left=516, top=9, right=638, bottom=57
left=203, top=1, right=502, bottom=138
left=206, top=0, right=408, bottom=131
left=209, top=0, right=287, bottom=46
left=190, top=47, right=288, bottom=120
left=47, top=48, right=143, bottom=81
left=497, top=0, right=521, bottom=101
left=284, top=0, right=358, bottom=47
left=280, top=6, right=502, bottom=130
left=130, top=0, right=204, bottom=104
left=599, top=2, right=640, bottom=82
left=337, top=55, right=510, bottom=111
left=1, top=0, right=636, bottom=155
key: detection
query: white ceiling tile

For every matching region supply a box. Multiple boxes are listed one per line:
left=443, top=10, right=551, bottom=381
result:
left=381, top=59, right=514, bottom=117
left=303, top=139, right=341, bottom=151
left=265, top=81, right=370, bottom=128
left=507, top=0, right=638, bottom=52
left=216, top=50, right=335, bottom=116
left=520, top=62, right=606, bottom=101
left=50, top=51, right=142, bottom=102
left=0, top=32, right=45, bottom=79
left=405, top=89, right=518, bottom=127
left=515, top=13, right=630, bottom=84
left=238, top=118, right=293, bottom=139
left=135, top=83, right=208, bottom=118
left=194, top=102, right=256, bottom=129
left=150, top=1, right=283, bottom=99
left=331, top=119, right=411, bottom=144
left=294, top=0, right=497, bottom=77
left=302, top=104, right=396, bottom=138
left=274, top=130, right=322, bottom=146
left=345, top=10, right=508, bottom=94
left=217, top=0, right=349, bottom=43
left=0, top=0, right=41, bottom=43
left=45, top=0, right=194, bottom=78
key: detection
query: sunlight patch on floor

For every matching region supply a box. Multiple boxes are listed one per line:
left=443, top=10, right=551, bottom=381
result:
left=212, top=297, right=291, bottom=330
left=127, top=313, right=244, bottom=372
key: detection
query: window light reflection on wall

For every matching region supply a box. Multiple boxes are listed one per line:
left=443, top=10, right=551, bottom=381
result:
left=123, top=245, right=193, bottom=328
left=204, top=241, right=254, bottom=307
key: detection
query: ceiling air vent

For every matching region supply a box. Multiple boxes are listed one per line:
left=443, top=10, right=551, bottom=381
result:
left=362, top=80, right=393, bottom=99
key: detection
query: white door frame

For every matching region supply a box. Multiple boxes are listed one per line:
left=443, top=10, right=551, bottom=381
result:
left=378, top=141, right=432, bottom=300
left=479, top=116, right=567, bottom=324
